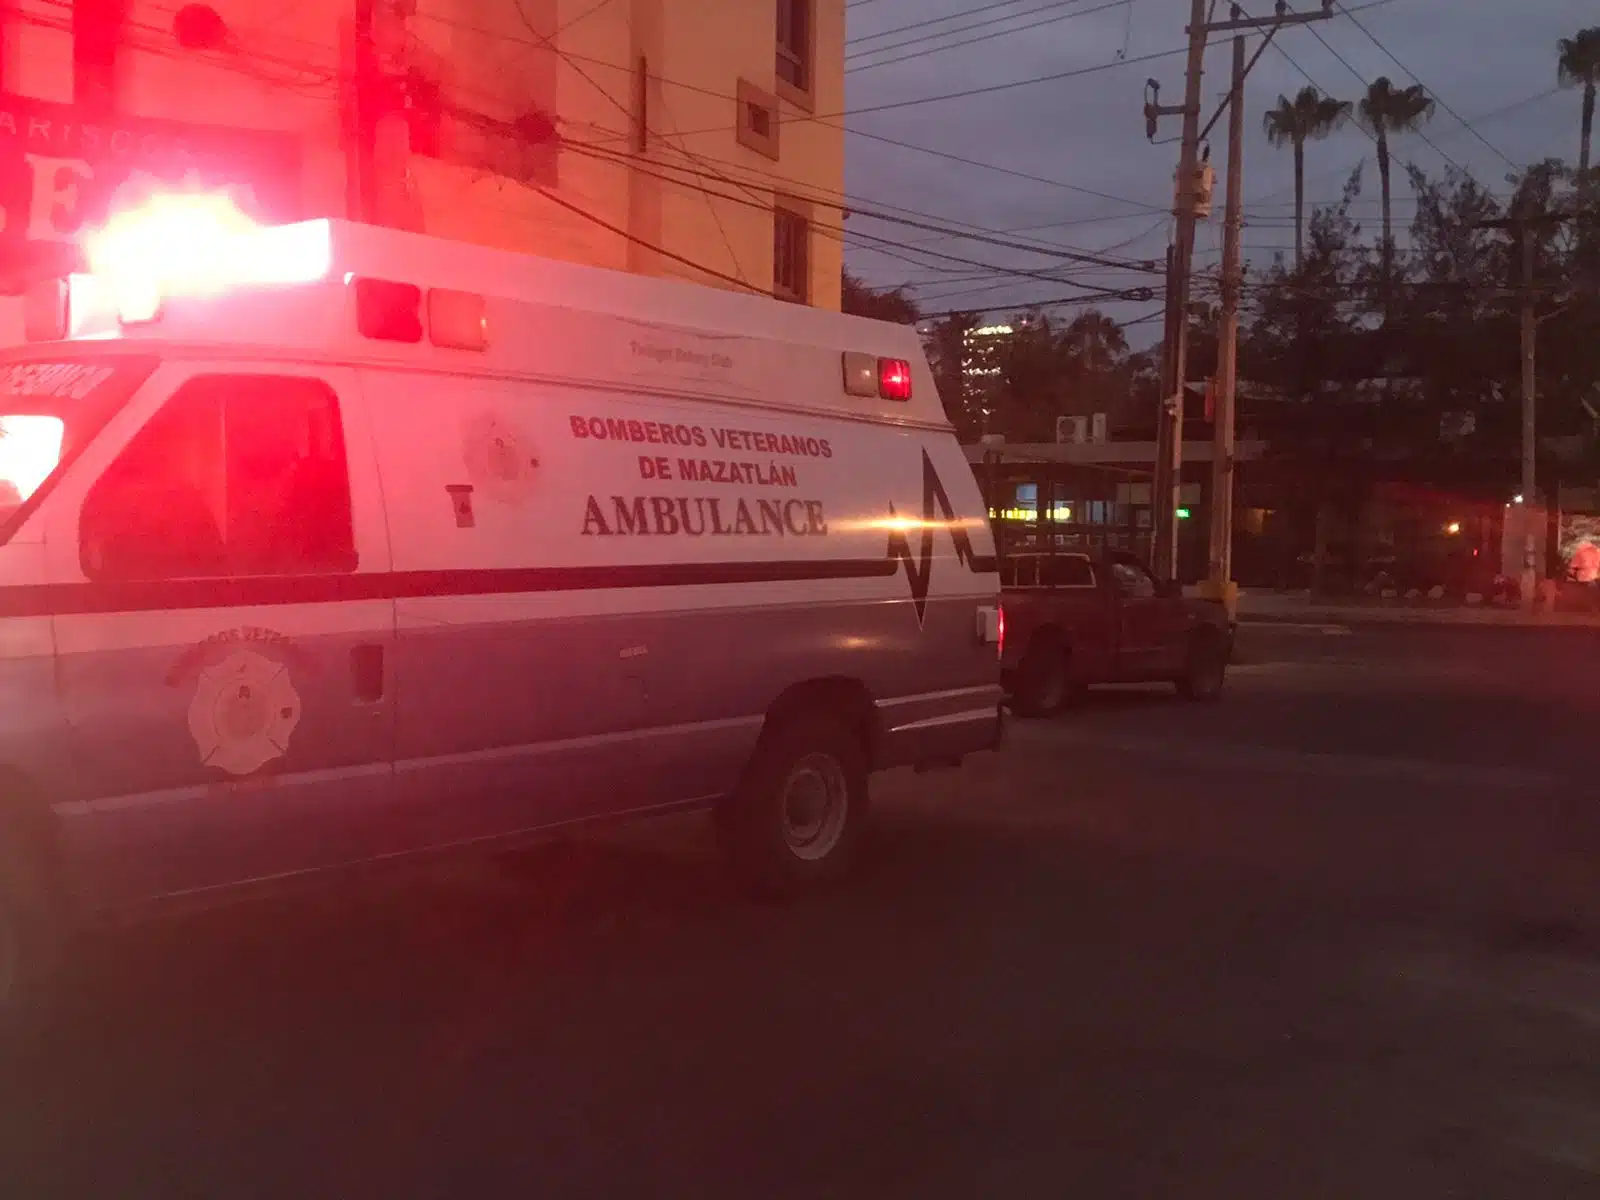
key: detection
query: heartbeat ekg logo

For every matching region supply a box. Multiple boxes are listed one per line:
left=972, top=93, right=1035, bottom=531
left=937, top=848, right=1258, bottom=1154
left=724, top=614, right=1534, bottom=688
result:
left=887, top=449, right=987, bottom=627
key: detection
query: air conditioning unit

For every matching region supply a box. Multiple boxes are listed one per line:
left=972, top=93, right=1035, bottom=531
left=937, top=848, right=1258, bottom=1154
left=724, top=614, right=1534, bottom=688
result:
left=1090, top=412, right=1108, bottom=444
left=1056, top=415, right=1088, bottom=444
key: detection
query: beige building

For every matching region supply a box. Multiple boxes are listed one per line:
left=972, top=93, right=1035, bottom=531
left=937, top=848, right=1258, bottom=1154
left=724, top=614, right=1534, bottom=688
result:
left=0, top=0, right=843, bottom=309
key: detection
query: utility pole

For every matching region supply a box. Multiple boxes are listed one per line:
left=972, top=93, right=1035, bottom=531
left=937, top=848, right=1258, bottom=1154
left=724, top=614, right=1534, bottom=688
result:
left=1476, top=211, right=1582, bottom=606
left=1518, top=221, right=1538, bottom=608
left=1207, top=12, right=1247, bottom=611
left=1145, top=0, right=1209, bottom=582
left=1144, top=0, right=1334, bottom=583
left=349, top=0, right=379, bottom=222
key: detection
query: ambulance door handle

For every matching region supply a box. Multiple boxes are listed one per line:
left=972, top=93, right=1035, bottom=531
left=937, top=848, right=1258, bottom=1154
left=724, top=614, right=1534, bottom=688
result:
left=350, top=643, right=386, bottom=704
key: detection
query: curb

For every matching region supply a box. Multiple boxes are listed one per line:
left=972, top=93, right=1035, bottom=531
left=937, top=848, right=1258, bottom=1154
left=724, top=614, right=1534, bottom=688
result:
left=1238, top=610, right=1600, bottom=631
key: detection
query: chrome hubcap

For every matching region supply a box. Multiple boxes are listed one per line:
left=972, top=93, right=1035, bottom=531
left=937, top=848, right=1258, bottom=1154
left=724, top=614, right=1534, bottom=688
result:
left=781, top=754, right=849, bottom=861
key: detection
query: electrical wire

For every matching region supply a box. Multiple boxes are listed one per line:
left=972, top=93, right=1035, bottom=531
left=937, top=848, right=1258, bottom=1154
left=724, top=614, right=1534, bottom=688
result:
left=848, top=0, right=1090, bottom=58
left=564, top=140, right=1156, bottom=290
left=917, top=292, right=1159, bottom=319
left=401, top=6, right=1174, bottom=214
left=849, top=0, right=1132, bottom=76
left=1245, top=2, right=1467, bottom=173
left=848, top=0, right=1050, bottom=46
left=1331, top=1, right=1519, bottom=169
left=530, top=183, right=764, bottom=293
left=568, top=138, right=1164, bottom=273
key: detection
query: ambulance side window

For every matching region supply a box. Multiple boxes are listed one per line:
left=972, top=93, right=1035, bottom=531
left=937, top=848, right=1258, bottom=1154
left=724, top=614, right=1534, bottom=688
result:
left=81, top=375, right=357, bottom=581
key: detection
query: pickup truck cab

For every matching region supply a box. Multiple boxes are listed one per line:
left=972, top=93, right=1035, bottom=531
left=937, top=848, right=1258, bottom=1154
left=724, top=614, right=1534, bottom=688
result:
left=1000, top=550, right=1233, bottom=715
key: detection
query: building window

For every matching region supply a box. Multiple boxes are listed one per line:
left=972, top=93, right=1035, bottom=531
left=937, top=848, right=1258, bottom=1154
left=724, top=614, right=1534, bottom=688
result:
left=736, top=78, right=780, bottom=161
left=776, top=0, right=813, bottom=108
left=773, top=201, right=809, bottom=303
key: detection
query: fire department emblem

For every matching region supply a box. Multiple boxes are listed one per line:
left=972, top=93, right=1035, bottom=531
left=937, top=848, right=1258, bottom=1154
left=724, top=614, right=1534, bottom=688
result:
left=462, top=412, right=540, bottom=504
left=188, top=649, right=302, bottom=777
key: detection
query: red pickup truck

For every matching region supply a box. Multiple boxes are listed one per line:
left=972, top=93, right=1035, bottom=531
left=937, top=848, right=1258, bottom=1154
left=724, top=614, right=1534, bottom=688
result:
left=1000, top=550, right=1234, bottom=716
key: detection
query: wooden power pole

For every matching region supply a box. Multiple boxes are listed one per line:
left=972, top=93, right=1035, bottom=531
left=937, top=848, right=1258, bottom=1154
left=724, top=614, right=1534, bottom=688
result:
left=1145, top=0, right=1333, bottom=586
left=1207, top=14, right=1247, bottom=610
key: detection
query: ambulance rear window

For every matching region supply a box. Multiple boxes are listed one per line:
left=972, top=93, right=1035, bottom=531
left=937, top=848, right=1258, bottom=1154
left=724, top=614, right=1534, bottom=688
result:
left=0, top=357, right=158, bottom=541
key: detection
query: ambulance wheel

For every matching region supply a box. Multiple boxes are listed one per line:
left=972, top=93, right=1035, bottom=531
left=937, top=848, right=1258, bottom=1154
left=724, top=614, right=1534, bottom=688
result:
left=718, top=713, right=867, bottom=896
left=0, top=817, right=61, bottom=1051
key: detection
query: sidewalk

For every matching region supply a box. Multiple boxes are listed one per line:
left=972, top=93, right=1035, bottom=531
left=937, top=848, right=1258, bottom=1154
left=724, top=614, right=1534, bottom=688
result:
left=1229, top=590, right=1600, bottom=629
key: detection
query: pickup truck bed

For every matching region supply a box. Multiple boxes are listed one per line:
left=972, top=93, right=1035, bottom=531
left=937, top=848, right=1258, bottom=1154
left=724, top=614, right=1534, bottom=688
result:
left=1000, top=550, right=1233, bottom=716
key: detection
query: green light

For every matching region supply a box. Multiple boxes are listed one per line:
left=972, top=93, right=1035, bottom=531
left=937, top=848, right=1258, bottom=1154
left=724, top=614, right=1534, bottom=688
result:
left=1176, top=507, right=1192, bottom=520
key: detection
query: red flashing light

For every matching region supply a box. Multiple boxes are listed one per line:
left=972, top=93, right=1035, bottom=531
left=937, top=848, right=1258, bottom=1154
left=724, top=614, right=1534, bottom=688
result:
left=354, top=277, right=424, bottom=343
left=428, top=288, right=488, bottom=351
left=878, top=357, right=912, bottom=401
left=997, top=603, right=1005, bottom=658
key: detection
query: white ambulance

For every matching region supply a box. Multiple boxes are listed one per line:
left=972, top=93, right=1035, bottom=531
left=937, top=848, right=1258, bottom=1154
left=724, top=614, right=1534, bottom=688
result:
left=0, top=199, right=1002, bottom=1035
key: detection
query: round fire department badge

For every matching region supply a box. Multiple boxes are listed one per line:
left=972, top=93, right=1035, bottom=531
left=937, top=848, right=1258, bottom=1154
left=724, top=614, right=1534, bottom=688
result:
left=462, top=412, right=539, bottom=504
left=188, top=649, right=302, bottom=777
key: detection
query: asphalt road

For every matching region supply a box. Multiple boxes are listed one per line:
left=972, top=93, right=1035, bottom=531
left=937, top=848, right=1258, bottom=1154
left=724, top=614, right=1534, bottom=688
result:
left=6, top=624, right=1600, bottom=1198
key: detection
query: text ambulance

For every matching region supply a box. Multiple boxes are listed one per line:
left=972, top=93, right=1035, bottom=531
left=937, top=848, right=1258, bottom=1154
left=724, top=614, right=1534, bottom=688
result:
left=0, top=200, right=1002, bottom=1036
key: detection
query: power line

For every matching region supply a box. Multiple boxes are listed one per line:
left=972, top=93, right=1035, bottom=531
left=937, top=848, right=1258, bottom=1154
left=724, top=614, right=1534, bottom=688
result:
left=917, top=292, right=1158, bottom=319
left=532, top=184, right=763, bottom=293
left=405, top=7, right=1173, bottom=215
left=849, top=125, right=1169, bottom=213
left=1331, top=1, right=1519, bottom=170
left=566, top=140, right=1159, bottom=282
left=849, top=0, right=1132, bottom=75
left=569, top=137, right=1165, bottom=271
left=578, top=119, right=1166, bottom=252
left=847, top=0, right=1057, bottom=47
left=665, top=44, right=1189, bottom=134
left=1249, top=2, right=1467, bottom=173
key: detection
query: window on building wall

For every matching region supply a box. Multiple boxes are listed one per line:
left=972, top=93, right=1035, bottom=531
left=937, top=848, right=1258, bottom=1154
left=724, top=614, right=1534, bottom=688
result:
left=776, top=0, right=813, bottom=107
left=736, top=78, right=780, bottom=161
left=73, top=0, right=125, bottom=113
left=773, top=202, right=810, bottom=304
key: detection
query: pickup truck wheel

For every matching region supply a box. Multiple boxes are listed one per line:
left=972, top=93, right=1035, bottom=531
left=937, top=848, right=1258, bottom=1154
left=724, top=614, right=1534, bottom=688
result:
left=1177, top=633, right=1228, bottom=702
left=716, top=713, right=867, bottom=897
left=0, top=819, right=61, bottom=1050
left=1012, top=637, right=1071, bottom=717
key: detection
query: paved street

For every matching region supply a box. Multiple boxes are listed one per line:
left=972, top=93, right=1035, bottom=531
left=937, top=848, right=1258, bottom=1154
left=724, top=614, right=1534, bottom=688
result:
left=6, top=624, right=1600, bottom=1198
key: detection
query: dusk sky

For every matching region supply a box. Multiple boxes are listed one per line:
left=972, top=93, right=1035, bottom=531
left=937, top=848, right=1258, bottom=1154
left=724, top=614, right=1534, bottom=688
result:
left=840, top=0, right=1594, bottom=328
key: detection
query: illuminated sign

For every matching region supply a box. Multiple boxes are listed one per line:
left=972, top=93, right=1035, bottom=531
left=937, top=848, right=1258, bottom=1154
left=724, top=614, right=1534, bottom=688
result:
left=0, top=94, right=302, bottom=285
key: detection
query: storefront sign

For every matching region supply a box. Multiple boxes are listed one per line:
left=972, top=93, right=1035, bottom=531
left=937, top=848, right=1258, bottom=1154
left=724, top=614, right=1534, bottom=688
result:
left=0, top=93, right=302, bottom=284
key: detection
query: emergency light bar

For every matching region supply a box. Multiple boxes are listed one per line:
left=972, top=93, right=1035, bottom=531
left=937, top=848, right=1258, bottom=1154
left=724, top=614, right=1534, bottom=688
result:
left=841, top=351, right=913, bottom=401
left=51, top=195, right=491, bottom=353
left=84, top=194, right=333, bottom=323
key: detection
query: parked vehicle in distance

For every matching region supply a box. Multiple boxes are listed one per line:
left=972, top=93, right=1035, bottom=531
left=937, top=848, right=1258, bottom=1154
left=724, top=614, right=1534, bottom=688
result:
left=999, top=550, right=1234, bottom=715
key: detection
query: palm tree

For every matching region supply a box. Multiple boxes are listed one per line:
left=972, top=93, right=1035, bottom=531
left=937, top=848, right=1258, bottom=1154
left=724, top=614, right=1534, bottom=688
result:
left=1263, top=87, right=1353, bottom=272
left=1357, top=77, right=1436, bottom=281
left=1558, top=27, right=1600, bottom=194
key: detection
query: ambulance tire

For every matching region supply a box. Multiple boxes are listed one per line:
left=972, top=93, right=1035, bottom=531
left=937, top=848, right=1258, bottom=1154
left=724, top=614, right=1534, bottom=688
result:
left=718, top=712, right=868, bottom=897
left=0, top=815, right=61, bottom=1053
